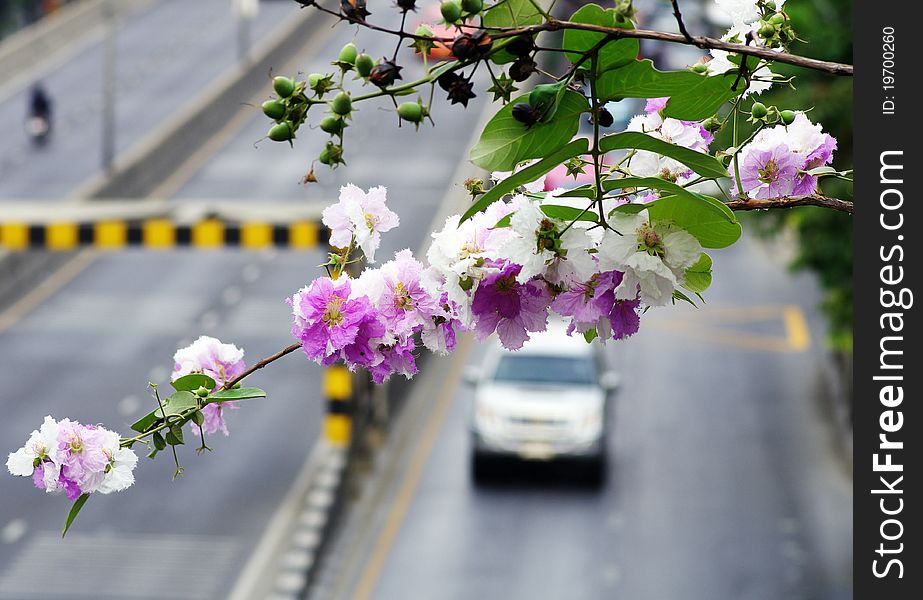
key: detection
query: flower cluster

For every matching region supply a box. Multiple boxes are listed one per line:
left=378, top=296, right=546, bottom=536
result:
left=706, top=1, right=788, bottom=96
left=7, top=416, right=138, bottom=500
left=173, top=336, right=247, bottom=436
left=626, top=98, right=717, bottom=183
left=733, top=112, right=837, bottom=198
left=291, top=183, right=706, bottom=380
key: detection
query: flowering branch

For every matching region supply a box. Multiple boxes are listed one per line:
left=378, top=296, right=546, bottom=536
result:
left=724, top=194, right=853, bottom=214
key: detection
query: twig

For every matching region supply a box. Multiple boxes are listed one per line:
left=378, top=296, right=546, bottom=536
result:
left=724, top=195, right=853, bottom=213
left=222, top=343, right=302, bottom=390
left=670, top=0, right=694, bottom=43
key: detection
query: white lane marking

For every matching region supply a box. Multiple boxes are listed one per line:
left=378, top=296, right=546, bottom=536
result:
left=292, top=529, right=321, bottom=550
left=280, top=550, right=314, bottom=571
left=118, top=395, right=141, bottom=417
left=222, top=286, right=242, bottom=306
left=299, top=509, right=326, bottom=529
left=275, top=571, right=306, bottom=594
left=1, top=519, right=27, bottom=544
left=242, top=264, right=261, bottom=283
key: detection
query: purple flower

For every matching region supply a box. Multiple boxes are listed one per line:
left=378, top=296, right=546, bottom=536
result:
left=471, top=262, right=552, bottom=350
left=377, top=250, right=442, bottom=338
left=341, top=312, right=387, bottom=370
left=370, top=336, right=418, bottom=384
left=554, top=270, right=641, bottom=341
left=738, top=144, right=798, bottom=198
left=56, top=421, right=109, bottom=492
left=200, top=403, right=237, bottom=437
left=173, top=336, right=246, bottom=436
left=290, top=277, right=375, bottom=363
left=793, top=134, right=838, bottom=196
left=645, top=97, right=669, bottom=113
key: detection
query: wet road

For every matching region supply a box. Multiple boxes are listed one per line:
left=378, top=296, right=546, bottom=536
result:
left=314, top=236, right=853, bottom=600
left=0, top=5, right=489, bottom=600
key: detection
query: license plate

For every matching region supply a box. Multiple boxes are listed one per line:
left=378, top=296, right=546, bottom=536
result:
left=518, top=442, right=555, bottom=461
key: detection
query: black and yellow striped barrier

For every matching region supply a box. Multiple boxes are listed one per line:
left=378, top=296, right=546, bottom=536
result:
left=0, top=219, right=327, bottom=251
left=323, top=364, right=353, bottom=447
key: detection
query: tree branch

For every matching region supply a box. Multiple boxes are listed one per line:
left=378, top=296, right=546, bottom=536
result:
left=222, top=343, right=302, bottom=390
left=670, top=0, right=694, bottom=43
left=724, top=195, right=853, bottom=213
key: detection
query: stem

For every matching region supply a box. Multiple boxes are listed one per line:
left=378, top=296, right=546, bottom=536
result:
left=588, top=51, right=607, bottom=231
left=221, top=343, right=302, bottom=391
left=725, top=195, right=853, bottom=213
left=732, top=103, right=744, bottom=197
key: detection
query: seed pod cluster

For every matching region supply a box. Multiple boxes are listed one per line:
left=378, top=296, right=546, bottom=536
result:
left=263, top=75, right=312, bottom=144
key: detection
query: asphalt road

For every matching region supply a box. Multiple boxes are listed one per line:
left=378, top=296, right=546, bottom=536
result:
left=0, top=0, right=298, bottom=199
left=313, top=236, right=853, bottom=600
left=0, top=5, right=490, bottom=600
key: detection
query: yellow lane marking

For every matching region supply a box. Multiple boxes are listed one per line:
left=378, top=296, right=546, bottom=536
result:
left=0, top=251, right=98, bottom=335
left=645, top=304, right=811, bottom=352
left=351, top=337, right=473, bottom=600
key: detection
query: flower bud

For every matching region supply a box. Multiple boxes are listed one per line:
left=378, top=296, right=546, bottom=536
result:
left=397, top=101, right=425, bottom=123
left=702, top=117, right=721, bottom=132
left=319, top=141, right=345, bottom=166
left=369, top=59, right=403, bottom=87
left=764, top=1, right=777, bottom=11
left=330, top=92, right=352, bottom=116
left=461, top=0, right=483, bottom=14
left=307, top=73, right=334, bottom=96
left=261, top=100, right=286, bottom=120
left=337, top=42, right=358, bottom=67
left=751, top=102, right=768, bottom=120
left=268, top=121, right=294, bottom=142
left=691, top=63, right=708, bottom=74
left=780, top=109, right=796, bottom=125
left=272, top=76, right=295, bottom=98
left=194, top=386, right=210, bottom=399
left=758, top=23, right=776, bottom=39
left=319, top=115, right=345, bottom=134
left=355, top=53, right=374, bottom=78
left=440, top=0, right=462, bottom=23
left=769, top=12, right=786, bottom=26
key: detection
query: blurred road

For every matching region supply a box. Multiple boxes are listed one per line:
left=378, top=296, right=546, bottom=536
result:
left=0, top=5, right=489, bottom=600
left=313, top=238, right=853, bottom=600
left=0, top=0, right=298, bottom=199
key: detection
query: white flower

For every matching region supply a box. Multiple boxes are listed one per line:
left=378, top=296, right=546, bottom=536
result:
left=321, top=184, right=399, bottom=263
left=7, top=416, right=61, bottom=489
left=97, top=448, right=139, bottom=495
left=597, top=210, right=702, bottom=306
left=714, top=0, right=785, bottom=26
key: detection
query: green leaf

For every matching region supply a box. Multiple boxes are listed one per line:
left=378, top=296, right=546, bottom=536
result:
left=192, top=410, right=205, bottom=427
left=597, top=60, right=744, bottom=120
left=483, top=0, right=545, bottom=28
left=166, top=425, right=184, bottom=446
left=556, top=185, right=597, bottom=199
left=682, top=252, right=713, bottom=293
left=539, top=204, right=598, bottom=223
left=461, top=138, right=589, bottom=222
left=208, top=387, right=266, bottom=402
left=62, top=493, right=90, bottom=537
left=648, top=194, right=741, bottom=249
left=171, top=373, right=216, bottom=392
left=583, top=328, right=599, bottom=343
left=598, top=132, right=728, bottom=178
left=153, top=431, right=166, bottom=451
left=672, top=289, right=699, bottom=307
left=562, top=4, right=638, bottom=72
left=603, top=179, right=741, bottom=248
left=469, top=91, right=590, bottom=172
left=130, top=391, right=198, bottom=434
left=484, top=0, right=545, bottom=64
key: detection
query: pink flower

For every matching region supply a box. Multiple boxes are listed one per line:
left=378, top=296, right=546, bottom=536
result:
left=290, top=277, right=376, bottom=363
left=737, top=144, right=799, bottom=198
left=322, top=184, right=399, bottom=263
left=173, top=336, right=246, bottom=436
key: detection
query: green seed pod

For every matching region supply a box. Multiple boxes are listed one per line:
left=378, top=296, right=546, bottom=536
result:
left=319, top=142, right=345, bottom=166
left=268, top=121, right=294, bottom=142
left=319, top=115, right=345, bottom=135
left=338, top=42, right=358, bottom=66
left=769, top=12, right=785, bottom=25
left=764, top=1, right=777, bottom=11
left=272, top=76, right=295, bottom=98
left=330, top=92, right=352, bottom=116
left=355, top=53, right=374, bottom=78
left=780, top=109, right=796, bottom=125
left=758, top=23, right=776, bottom=38
left=691, top=63, right=708, bottom=74
left=461, top=0, right=483, bottom=14
left=440, top=0, right=462, bottom=23
left=751, top=102, right=769, bottom=120
left=261, top=99, right=286, bottom=120
left=194, top=386, right=210, bottom=399
left=702, top=117, right=721, bottom=132
left=397, top=101, right=424, bottom=123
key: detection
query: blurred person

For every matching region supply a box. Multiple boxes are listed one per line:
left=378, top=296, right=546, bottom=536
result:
left=26, top=83, right=53, bottom=146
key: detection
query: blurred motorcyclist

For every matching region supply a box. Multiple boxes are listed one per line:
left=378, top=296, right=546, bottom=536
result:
left=26, top=83, right=53, bottom=145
